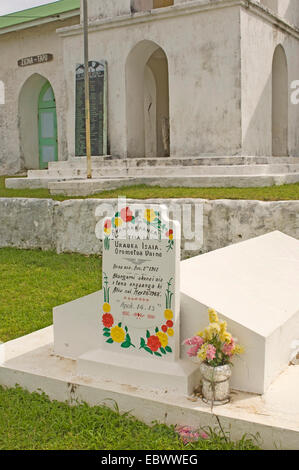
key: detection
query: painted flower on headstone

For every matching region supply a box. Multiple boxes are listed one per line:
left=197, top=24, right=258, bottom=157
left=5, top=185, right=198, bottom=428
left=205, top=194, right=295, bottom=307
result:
left=147, top=335, right=161, bottom=352
left=144, top=208, right=156, bottom=223
left=164, top=309, right=173, bottom=320
left=102, top=313, right=114, bottom=328
left=156, top=331, right=168, bottom=348
left=120, top=207, right=133, bottom=222
left=110, top=325, right=126, bottom=343
left=104, top=219, right=112, bottom=235
left=112, top=216, right=123, bottom=228
left=103, top=302, right=111, bottom=313
left=166, top=229, right=174, bottom=251
left=139, top=278, right=174, bottom=358
left=166, top=229, right=173, bottom=240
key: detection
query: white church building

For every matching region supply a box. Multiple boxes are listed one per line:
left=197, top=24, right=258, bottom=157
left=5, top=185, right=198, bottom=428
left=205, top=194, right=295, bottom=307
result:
left=2, top=0, right=299, bottom=190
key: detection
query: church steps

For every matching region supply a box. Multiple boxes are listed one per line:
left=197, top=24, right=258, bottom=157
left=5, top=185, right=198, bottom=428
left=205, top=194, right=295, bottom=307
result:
left=27, top=164, right=299, bottom=179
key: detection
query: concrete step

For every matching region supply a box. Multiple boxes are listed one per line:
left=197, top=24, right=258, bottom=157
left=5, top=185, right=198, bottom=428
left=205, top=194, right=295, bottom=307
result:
left=47, top=156, right=299, bottom=170
left=47, top=173, right=299, bottom=196
left=28, top=164, right=299, bottom=180
left=5, top=177, right=61, bottom=189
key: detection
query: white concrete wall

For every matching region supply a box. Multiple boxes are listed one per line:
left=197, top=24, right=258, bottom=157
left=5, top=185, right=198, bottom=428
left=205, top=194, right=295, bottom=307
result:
left=241, top=7, right=299, bottom=156
left=81, top=0, right=131, bottom=21
left=180, top=292, right=266, bottom=394
left=259, top=0, right=299, bottom=28
left=0, top=197, right=298, bottom=257
left=62, top=4, right=242, bottom=158
left=0, top=17, right=80, bottom=174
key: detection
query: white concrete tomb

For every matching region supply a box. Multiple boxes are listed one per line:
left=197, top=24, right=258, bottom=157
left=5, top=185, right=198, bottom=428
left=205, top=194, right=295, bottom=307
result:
left=180, top=231, right=299, bottom=395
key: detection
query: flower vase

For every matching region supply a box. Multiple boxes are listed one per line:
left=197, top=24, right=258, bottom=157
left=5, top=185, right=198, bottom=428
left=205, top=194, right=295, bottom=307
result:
left=199, top=362, right=231, bottom=405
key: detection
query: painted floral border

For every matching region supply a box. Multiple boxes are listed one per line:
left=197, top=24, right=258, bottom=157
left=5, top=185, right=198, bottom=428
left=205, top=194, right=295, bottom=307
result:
left=103, top=206, right=174, bottom=252
left=101, top=276, right=175, bottom=358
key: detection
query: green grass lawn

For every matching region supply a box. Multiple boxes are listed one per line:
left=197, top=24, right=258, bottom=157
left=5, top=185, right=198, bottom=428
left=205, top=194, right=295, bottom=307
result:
left=2, top=175, right=299, bottom=201
left=0, top=387, right=259, bottom=450
left=0, top=248, right=102, bottom=342
left=0, top=248, right=260, bottom=450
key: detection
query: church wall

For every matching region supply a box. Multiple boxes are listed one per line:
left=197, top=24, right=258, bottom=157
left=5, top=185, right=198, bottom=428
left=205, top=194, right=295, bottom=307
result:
left=62, top=4, right=242, bottom=158
left=241, top=7, right=299, bottom=156
left=0, top=17, right=79, bottom=175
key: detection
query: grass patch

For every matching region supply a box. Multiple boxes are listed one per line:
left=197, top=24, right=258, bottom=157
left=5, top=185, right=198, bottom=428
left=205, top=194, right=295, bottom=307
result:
left=0, top=387, right=259, bottom=450
left=2, top=175, right=299, bottom=201
left=0, top=248, right=260, bottom=450
left=0, top=248, right=101, bottom=342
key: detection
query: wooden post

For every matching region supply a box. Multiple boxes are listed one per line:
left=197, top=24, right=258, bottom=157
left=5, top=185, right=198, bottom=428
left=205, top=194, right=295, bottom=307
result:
left=83, top=0, right=92, bottom=179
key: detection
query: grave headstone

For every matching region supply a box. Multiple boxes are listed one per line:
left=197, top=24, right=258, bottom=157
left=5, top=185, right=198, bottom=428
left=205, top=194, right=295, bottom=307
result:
left=53, top=203, right=201, bottom=394
left=75, top=60, right=108, bottom=156
left=101, top=204, right=180, bottom=360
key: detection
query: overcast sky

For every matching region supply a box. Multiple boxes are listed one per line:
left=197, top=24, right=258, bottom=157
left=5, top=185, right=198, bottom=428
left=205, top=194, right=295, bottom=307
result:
left=0, top=0, right=59, bottom=15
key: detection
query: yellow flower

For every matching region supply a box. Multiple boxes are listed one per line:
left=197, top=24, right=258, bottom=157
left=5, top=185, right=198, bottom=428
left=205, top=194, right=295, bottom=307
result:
left=144, top=209, right=156, bottom=223
left=203, top=326, right=214, bottom=341
left=198, top=344, right=207, bottom=361
left=103, top=303, right=111, bottom=313
left=196, top=330, right=204, bottom=338
left=221, top=331, right=232, bottom=344
left=110, top=326, right=126, bottom=343
left=208, top=308, right=219, bottom=323
left=114, top=217, right=123, bottom=227
left=233, top=344, right=245, bottom=355
left=104, top=228, right=111, bottom=235
left=209, top=322, right=220, bottom=335
left=164, top=309, right=173, bottom=320
left=219, top=321, right=227, bottom=334
left=169, top=234, right=173, bottom=240
left=156, top=332, right=168, bottom=348
left=167, top=328, right=174, bottom=337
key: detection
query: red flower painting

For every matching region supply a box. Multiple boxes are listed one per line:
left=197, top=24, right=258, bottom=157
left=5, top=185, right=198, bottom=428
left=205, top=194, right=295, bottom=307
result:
left=104, top=220, right=112, bottom=230
left=120, top=207, right=133, bottom=222
left=147, top=335, right=161, bottom=352
left=102, top=313, right=114, bottom=328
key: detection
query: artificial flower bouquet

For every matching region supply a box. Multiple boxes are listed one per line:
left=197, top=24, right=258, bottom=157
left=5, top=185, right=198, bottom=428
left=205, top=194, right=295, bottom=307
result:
left=184, top=308, right=244, bottom=405
left=184, top=308, right=244, bottom=366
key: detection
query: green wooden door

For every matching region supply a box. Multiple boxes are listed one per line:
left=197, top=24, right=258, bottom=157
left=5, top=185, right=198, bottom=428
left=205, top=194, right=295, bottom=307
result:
left=38, top=82, right=58, bottom=169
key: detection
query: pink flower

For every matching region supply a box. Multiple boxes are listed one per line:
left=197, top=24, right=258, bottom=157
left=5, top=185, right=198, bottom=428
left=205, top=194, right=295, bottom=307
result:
left=187, top=345, right=200, bottom=357
left=184, top=336, right=204, bottom=347
left=206, top=344, right=216, bottom=361
left=183, top=337, right=194, bottom=346
left=222, top=339, right=235, bottom=357
left=200, top=431, right=209, bottom=440
left=175, top=426, right=200, bottom=445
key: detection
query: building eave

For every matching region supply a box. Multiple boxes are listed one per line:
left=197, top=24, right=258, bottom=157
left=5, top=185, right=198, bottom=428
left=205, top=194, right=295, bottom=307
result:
left=56, top=0, right=299, bottom=41
left=0, top=9, right=80, bottom=36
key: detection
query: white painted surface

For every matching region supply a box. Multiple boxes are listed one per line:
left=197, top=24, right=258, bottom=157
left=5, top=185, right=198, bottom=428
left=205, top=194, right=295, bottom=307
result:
left=53, top=291, right=102, bottom=359
left=101, top=204, right=180, bottom=360
left=180, top=231, right=299, bottom=394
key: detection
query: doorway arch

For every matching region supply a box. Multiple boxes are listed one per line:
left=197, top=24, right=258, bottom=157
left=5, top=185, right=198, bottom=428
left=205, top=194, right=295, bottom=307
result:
left=19, top=74, right=58, bottom=169
left=38, top=82, right=58, bottom=169
left=126, top=40, right=170, bottom=158
left=272, top=45, right=288, bottom=156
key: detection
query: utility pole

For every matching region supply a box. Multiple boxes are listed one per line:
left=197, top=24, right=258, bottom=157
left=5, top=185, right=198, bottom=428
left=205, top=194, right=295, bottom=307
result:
left=83, top=0, right=92, bottom=179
